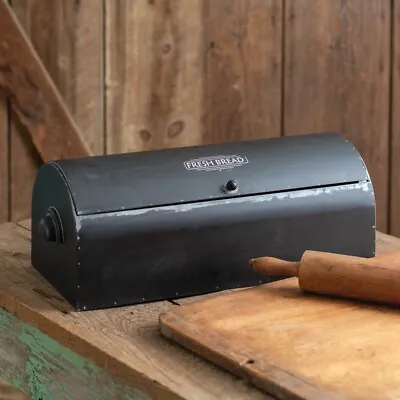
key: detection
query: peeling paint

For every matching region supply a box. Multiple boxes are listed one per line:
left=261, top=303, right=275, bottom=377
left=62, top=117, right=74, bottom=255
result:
left=0, top=308, right=151, bottom=400
left=272, top=181, right=371, bottom=201
left=24, top=354, right=51, bottom=399
left=80, top=180, right=373, bottom=218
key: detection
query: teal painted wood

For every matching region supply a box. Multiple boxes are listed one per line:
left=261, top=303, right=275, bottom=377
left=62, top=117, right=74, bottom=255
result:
left=0, top=308, right=151, bottom=400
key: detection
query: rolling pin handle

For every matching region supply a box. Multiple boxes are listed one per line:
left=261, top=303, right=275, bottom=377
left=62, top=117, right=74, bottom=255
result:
left=249, top=257, right=299, bottom=277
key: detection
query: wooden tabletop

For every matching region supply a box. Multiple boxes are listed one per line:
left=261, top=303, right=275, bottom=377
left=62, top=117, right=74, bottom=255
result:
left=0, top=220, right=399, bottom=400
left=0, top=377, right=29, bottom=400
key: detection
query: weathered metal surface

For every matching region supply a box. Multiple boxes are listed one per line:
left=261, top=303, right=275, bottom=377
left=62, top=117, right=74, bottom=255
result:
left=31, top=132, right=376, bottom=311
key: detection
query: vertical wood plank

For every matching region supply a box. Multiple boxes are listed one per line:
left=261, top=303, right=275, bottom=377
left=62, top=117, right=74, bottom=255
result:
left=283, top=0, right=391, bottom=233
left=202, top=0, right=283, bottom=144
left=106, top=0, right=283, bottom=153
left=391, top=1, right=400, bottom=236
left=0, top=94, right=9, bottom=223
left=106, top=0, right=204, bottom=154
left=10, top=0, right=104, bottom=221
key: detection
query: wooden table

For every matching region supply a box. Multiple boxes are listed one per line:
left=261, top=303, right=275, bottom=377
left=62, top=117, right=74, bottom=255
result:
left=0, top=220, right=398, bottom=400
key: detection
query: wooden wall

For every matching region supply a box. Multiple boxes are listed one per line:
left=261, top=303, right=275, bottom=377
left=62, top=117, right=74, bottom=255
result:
left=0, top=0, right=397, bottom=235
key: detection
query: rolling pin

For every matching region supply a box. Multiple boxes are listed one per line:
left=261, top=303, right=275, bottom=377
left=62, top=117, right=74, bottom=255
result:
left=248, top=250, right=400, bottom=306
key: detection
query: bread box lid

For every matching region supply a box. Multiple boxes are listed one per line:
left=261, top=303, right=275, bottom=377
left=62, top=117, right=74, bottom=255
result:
left=50, top=132, right=370, bottom=216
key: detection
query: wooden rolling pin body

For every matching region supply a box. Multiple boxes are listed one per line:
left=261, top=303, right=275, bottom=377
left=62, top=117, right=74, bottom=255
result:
left=249, top=251, right=400, bottom=306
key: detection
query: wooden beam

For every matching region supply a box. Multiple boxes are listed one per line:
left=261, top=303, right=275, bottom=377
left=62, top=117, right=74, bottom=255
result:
left=0, top=0, right=92, bottom=162
left=0, top=93, right=9, bottom=223
left=8, top=0, right=104, bottom=222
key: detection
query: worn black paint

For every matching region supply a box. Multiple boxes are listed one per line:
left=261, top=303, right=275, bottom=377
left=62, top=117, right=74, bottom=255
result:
left=31, top=132, right=376, bottom=311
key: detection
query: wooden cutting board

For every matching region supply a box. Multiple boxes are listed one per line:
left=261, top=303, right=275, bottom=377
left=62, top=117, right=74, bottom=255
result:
left=159, top=276, right=400, bottom=400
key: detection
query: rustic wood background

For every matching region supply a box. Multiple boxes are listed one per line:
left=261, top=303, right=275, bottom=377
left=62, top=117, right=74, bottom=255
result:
left=0, top=0, right=397, bottom=236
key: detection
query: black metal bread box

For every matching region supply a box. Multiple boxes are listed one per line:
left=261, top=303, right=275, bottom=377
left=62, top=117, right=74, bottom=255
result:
left=31, top=132, right=376, bottom=311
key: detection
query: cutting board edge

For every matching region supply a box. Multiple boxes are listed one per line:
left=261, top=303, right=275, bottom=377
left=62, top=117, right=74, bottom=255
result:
left=158, top=309, right=344, bottom=400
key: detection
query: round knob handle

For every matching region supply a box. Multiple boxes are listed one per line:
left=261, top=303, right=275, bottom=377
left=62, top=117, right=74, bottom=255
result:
left=38, top=207, right=64, bottom=243
left=225, top=179, right=238, bottom=192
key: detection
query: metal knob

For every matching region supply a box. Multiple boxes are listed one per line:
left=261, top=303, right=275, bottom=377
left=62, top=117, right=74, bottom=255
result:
left=38, top=207, right=64, bottom=243
left=225, top=179, right=238, bottom=192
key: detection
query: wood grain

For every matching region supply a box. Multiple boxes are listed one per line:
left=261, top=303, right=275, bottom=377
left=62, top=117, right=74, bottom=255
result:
left=0, top=221, right=273, bottom=400
left=106, top=0, right=283, bottom=153
left=7, top=1, right=43, bottom=222
left=376, top=230, right=400, bottom=254
left=15, top=219, right=30, bottom=230
left=0, top=307, right=150, bottom=400
left=8, top=0, right=103, bottom=221
left=283, top=0, right=391, bottom=233
left=252, top=250, right=400, bottom=307
left=106, top=0, right=204, bottom=154
left=12, top=0, right=104, bottom=155
left=0, top=377, right=29, bottom=400
left=202, top=0, right=283, bottom=144
left=0, top=0, right=92, bottom=160
left=9, top=112, right=41, bottom=222
left=160, top=234, right=400, bottom=400
left=391, top=0, right=400, bottom=237
left=0, top=93, right=9, bottom=223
